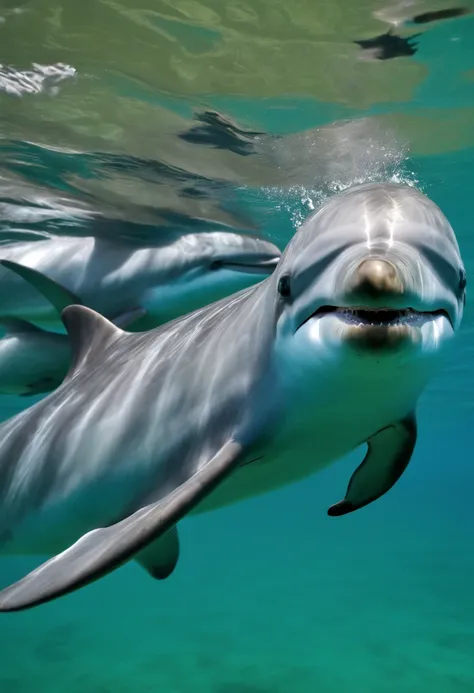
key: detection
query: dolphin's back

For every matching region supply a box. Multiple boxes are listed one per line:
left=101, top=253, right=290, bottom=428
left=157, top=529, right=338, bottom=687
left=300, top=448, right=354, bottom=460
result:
left=0, top=237, right=161, bottom=320
left=0, top=281, right=272, bottom=538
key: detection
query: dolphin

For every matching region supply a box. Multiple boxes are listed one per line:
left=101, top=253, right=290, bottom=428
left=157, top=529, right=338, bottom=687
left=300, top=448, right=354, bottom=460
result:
left=0, top=318, right=72, bottom=398
left=0, top=308, right=146, bottom=397
left=0, top=230, right=280, bottom=395
left=0, top=182, right=465, bottom=611
left=0, top=231, right=281, bottom=329
left=0, top=262, right=147, bottom=396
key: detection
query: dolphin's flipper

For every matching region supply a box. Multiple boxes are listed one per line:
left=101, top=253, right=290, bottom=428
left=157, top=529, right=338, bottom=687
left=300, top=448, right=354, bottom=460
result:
left=0, top=259, right=82, bottom=314
left=0, top=440, right=245, bottom=611
left=135, top=526, right=180, bottom=579
left=328, top=414, right=417, bottom=516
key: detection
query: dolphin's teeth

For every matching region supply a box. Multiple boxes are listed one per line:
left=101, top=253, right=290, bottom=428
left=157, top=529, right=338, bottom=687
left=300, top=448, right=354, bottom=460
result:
left=311, top=305, right=438, bottom=329
left=330, top=306, right=427, bottom=328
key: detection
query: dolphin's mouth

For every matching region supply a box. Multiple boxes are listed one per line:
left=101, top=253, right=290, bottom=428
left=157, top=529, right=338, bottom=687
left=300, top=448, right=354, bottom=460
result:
left=212, top=257, right=280, bottom=274
left=302, top=306, right=451, bottom=328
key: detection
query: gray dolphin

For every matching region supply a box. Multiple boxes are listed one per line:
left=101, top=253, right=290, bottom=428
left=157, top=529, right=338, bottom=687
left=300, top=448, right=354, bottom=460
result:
left=0, top=308, right=145, bottom=397
left=0, top=262, right=147, bottom=396
left=0, top=231, right=281, bottom=329
left=0, top=182, right=466, bottom=611
left=0, top=230, right=279, bottom=395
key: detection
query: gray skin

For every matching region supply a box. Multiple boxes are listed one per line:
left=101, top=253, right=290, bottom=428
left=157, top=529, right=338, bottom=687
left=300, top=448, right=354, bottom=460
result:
left=0, top=308, right=145, bottom=397
left=0, top=319, right=72, bottom=397
left=0, top=182, right=466, bottom=611
left=0, top=231, right=281, bottom=329
left=0, top=231, right=280, bottom=396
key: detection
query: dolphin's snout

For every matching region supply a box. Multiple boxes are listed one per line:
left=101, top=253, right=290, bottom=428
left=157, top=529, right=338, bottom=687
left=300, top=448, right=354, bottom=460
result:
left=349, top=258, right=404, bottom=298
left=257, top=256, right=281, bottom=271
left=219, top=238, right=281, bottom=275
left=254, top=240, right=282, bottom=268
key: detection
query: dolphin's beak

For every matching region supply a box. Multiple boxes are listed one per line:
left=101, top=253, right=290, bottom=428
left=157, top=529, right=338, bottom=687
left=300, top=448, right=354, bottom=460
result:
left=220, top=256, right=280, bottom=274
left=213, top=236, right=281, bottom=275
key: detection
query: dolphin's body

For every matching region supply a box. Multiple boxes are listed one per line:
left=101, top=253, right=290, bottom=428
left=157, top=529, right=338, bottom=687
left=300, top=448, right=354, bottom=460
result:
left=0, top=231, right=281, bottom=329
left=0, top=182, right=466, bottom=611
left=0, top=319, right=71, bottom=397
left=0, top=231, right=279, bottom=395
left=0, top=308, right=145, bottom=397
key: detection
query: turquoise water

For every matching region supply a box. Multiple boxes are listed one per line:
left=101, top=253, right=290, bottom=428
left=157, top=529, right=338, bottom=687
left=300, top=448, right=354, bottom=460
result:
left=1, top=409, right=473, bottom=691
left=1, top=3, right=474, bottom=692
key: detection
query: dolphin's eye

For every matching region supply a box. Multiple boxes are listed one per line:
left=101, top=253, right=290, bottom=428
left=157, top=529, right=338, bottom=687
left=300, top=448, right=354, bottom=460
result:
left=278, top=275, right=291, bottom=298
left=459, top=269, right=467, bottom=293
left=210, top=260, right=222, bottom=271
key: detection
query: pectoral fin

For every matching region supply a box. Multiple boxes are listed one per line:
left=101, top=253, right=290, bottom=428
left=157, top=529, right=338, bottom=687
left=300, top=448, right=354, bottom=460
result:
left=0, top=260, right=82, bottom=314
left=328, top=414, right=417, bottom=517
left=0, top=439, right=245, bottom=611
left=135, top=526, right=180, bottom=579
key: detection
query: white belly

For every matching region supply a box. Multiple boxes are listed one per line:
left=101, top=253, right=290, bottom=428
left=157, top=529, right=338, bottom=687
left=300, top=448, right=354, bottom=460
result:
left=192, top=406, right=387, bottom=514
left=193, top=358, right=428, bottom=514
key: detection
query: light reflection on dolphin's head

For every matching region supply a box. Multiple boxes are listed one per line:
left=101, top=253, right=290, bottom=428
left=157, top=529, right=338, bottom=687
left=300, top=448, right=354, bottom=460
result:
left=273, top=183, right=466, bottom=367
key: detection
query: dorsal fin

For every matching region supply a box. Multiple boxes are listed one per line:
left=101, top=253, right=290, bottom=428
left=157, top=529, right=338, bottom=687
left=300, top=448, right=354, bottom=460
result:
left=61, top=305, right=123, bottom=378
left=0, top=259, right=82, bottom=315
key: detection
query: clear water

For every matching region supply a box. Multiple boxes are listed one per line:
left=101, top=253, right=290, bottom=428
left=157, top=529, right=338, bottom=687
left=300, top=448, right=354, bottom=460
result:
left=1, top=2, right=474, bottom=691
